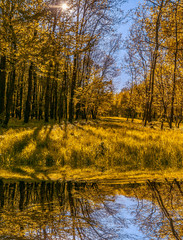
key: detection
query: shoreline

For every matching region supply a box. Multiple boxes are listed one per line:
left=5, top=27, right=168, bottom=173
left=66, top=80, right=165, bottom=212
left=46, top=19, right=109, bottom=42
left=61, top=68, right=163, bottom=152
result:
left=0, top=167, right=181, bottom=183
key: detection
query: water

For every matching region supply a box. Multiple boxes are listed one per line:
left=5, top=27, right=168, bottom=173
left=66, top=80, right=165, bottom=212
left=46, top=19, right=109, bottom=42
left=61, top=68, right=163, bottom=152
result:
left=0, top=179, right=182, bottom=239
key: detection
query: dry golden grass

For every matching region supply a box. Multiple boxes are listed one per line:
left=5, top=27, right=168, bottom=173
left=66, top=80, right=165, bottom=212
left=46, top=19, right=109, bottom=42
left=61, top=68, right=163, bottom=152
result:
left=0, top=117, right=183, bottom=181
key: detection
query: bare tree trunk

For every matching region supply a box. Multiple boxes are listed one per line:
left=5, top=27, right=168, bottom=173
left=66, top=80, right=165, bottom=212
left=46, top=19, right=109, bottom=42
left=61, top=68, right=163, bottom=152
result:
left=19, top=80, right=23, bottom=120
left=4, top=67, right=16, bottom=126
left=31, top=71, right=37, bottom=119
left=169, top=3, right=178, bottom=129
left=69, top=55, right=77, bottom=123
left=145, top=0, right=165, bottom=124
left=50, top=81, right=54, bottom=120
left=58, top=87, right=64, bottom=122
left=0, top=56, right=6, bottom=115
left=45, top=64, right=52, bottom=122
left=24, top=63, right=33, bottom=123
left=64, top=62, right=68, bottom=120
left=54, top=80, right=58, bottom=121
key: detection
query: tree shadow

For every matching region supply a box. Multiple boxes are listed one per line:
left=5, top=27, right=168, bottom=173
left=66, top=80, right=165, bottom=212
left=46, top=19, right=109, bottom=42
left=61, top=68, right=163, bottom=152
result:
left=10, top=167, right=40, bottom=181
left=7, top=125, right=54, bottom=177
left=9, top=125, right=43, bottom=157
left=25, top=124, right=54, bottom=167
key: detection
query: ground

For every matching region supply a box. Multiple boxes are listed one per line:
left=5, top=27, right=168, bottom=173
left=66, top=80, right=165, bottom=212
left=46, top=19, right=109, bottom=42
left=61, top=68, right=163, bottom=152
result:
left=0, top=117, right=183, bottom=183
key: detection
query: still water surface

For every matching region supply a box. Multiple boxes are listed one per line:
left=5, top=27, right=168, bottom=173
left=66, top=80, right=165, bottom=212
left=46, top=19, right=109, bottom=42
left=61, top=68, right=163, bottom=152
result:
left=0, top=179, right=182, bottom=239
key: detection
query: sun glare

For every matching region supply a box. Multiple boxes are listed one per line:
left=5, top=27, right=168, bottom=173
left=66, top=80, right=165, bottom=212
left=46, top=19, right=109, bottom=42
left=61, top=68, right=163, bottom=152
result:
left=49, top=3, right=69, bottom=10
left=61, top=3, right=69, bottom=11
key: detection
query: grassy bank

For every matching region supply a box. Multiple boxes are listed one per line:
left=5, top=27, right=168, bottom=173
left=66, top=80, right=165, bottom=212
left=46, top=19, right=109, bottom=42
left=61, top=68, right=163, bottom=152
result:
left=1, top=166, right=183, bottom=184
left=0, top=117, right=183, bottom=181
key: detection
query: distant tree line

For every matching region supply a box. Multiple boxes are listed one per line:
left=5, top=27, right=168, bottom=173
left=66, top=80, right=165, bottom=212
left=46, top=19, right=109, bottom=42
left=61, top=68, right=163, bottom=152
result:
left=0, top=0, right=122, bottom=126
left=111, top=0, right=183, bottom=129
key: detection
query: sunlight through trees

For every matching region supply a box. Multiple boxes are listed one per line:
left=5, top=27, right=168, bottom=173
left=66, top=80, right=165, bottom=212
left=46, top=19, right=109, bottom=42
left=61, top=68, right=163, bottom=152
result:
left=0, top=0, right=123, bottom=126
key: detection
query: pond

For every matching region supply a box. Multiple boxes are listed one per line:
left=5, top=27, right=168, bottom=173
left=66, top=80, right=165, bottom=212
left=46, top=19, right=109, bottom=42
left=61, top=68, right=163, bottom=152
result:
left=0, top=179, right=182, bottom=239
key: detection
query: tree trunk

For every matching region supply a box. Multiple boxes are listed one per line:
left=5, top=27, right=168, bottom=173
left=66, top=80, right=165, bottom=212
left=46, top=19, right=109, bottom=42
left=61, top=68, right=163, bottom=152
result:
left=69, top=55, right=77, bottom=123
left=54, top=80, right=58, bottom=120
left=50, top=80, right=54, bottom=120
left=24, top=63, right=33, bottom=123
left=11, top=92, right=15, bottom=117
left=58, top=90, right=64, bottom=122
left=0, top=56, right=6, bottom=115
left=38, top=85, right=44, bottom=121
left=31, top=71, right=37, bottom=119
left=91, top=109, right=97, bottom=119
left=4, top=68, right=16, bottom=126
left=16, top=87, right=19, bottom=119
left=64, top=62, right=68, bottom=120
left=45, top=64, right=52, bottom=122
left=19, top=81, right=23, bottom=120
left=169, top=4, right=178, bottom=129
left=145, top=0, right=164, bottom=124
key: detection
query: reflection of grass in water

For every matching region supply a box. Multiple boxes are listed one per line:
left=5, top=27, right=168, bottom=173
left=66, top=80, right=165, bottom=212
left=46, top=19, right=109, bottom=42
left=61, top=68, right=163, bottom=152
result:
left=0, top=117, right=183, bottom=180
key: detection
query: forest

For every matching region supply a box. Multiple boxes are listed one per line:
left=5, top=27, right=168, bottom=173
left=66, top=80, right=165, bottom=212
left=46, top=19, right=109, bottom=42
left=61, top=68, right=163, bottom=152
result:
left=1, top=0, right=183, bottom=176
left=1, top=0, right=183, bottom=130
left=0, top=0, right=122, bottom=126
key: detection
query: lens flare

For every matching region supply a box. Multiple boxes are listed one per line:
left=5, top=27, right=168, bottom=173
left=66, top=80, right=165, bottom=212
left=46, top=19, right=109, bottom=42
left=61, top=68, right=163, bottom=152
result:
left=61, top=3, right=69, bottom=11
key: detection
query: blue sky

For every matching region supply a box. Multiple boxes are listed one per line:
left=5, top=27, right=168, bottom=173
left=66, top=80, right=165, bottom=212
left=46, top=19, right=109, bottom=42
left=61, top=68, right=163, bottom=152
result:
left=114, top=0, right=143, bottom=92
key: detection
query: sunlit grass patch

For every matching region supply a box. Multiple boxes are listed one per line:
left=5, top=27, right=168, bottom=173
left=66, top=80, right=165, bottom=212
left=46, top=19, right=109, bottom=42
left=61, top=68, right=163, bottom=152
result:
left=0, top=128, right=35, bottom=166
left=1, top=117, right=183, bottom=177
left=18, top=140, right=37, bottom=160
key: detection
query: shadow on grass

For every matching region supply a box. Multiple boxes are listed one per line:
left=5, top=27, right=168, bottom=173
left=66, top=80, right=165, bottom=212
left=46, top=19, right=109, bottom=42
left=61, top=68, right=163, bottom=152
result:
left=11, top=125, right=43, bottom=156
left=73, top=119, right=146, bottom=143
left=88, top=118, right=145, bottom=132
left=10, top=166, right=51, bottom=181
left=25, top=124, right=54, bottom=167
left=5, top=124, right=54, bottom=169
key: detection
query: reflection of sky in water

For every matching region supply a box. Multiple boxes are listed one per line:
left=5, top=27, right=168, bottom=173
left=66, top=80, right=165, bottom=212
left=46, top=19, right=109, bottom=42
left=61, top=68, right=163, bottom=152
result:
left=37, top=195, right=158, bottom=240
left=0, top=180, right=182, bottom=240
left=101, top=195, right=159, bottom=240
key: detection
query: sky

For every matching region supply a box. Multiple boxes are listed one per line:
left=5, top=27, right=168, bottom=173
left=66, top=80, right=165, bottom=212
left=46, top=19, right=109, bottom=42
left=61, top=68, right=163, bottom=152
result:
left=114, top=0, right=143, bottom=92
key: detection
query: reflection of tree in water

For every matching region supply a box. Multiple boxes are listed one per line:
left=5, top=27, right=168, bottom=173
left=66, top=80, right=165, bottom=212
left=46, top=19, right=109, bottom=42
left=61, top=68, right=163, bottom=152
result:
left=123, top=180, right=183, bottom=240
left=2, top=179, right=183, bottom=239
left=0, top=179, right=122, bottom=240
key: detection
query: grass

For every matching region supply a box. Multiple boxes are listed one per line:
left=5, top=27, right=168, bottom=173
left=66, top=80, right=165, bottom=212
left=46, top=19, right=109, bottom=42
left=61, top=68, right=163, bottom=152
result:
left=1, top=117, right=183, bottom=182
